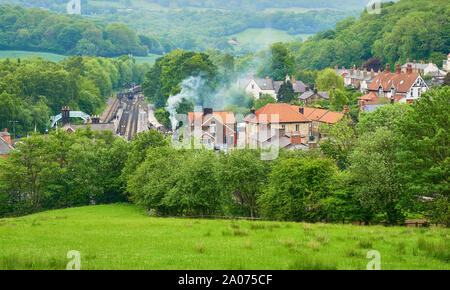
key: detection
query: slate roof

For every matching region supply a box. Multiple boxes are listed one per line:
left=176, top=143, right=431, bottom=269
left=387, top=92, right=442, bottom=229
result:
left=273, top=80, right=308, bottom=94
left=0, top=136, right=14, bottom=155
left=298, top=91, right=329, bottom=100
left=238, top=77, right=275, bottom=91
left=362, top=104, right=385, bottom=113
left=62, top=123, right=116, bottom=132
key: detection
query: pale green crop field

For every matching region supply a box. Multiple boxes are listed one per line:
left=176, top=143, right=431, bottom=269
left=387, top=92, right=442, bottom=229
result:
left=0, top=50, right=68, bottom=62
left=230, top=28, right=312, bottom=48
left=0, top=50, right=159, bottom=65
left=0, top=204, right=448, bottom=270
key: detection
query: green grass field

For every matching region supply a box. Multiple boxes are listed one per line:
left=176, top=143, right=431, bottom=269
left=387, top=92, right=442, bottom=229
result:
left=0, top=50, right=68, bottom=62
left=231, top=28, right=312, bottom=49
left=0, top=50, right=160, bottom=65
left=0, top=204, right=448, bottom=270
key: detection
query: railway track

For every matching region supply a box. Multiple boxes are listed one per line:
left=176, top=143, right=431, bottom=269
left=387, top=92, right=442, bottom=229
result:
left=101, top=97, right=120, bottom=123
left=117, top=93, right=144, bottom=141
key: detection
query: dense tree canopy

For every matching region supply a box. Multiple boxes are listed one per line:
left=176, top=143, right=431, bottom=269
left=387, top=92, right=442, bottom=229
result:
left=0, top=5, right=148, bottom=56
left=0, top=55, right=150, bottom=136
left=288, top=0, right=450, bottom=70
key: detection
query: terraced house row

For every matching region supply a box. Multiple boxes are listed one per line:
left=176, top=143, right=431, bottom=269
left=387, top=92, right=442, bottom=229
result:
left=186, top=104, right=344, bottom=151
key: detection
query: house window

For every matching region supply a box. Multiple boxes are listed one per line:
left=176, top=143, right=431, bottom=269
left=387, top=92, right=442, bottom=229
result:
left=281, top=125, right=285, bottom=129
left=252, top=84, right=255, bottom=89
left=295, top=124, right=300, bottom=131
left=210, top=123, right=216, bottom=134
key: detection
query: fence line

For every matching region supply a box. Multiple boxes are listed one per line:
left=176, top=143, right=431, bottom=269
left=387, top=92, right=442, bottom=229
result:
left=150, top=214, right=441, bottom=227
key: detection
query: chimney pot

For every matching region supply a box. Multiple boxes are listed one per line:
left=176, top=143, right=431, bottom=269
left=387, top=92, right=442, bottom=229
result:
left=386, top=64, right=390, bottom=73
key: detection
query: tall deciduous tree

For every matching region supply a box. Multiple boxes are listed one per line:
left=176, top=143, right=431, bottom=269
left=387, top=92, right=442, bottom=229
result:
left=277, top=81, right=296, bottom=103
left=349, top=128, right=406, bottom=224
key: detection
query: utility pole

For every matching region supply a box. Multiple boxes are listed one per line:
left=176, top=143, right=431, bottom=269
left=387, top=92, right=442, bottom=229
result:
left=129, top=53, right=133, bottom=85
left=9, top=120, right=18, bottom=140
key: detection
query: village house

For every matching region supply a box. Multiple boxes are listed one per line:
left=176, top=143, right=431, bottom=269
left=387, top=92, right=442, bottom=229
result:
left=443, top=53, right=450, bottom=72
left=357, top=92, right=390, bottom=113
left=298, top=85, right=329, bottom=105
left=243, top=103, right=344, bottom=149
left=187, top=108, right=237, bottom=150
left=367, top=63, right=428, bottom=103
left=401, top=59, right=443, bottom=76
left=237, top=73, right=307, bottom=100
left=58, top=106, right=117, bottom=135
left=0, top=128, right=15, bottom=158
left=334, top=65, right=378, bottom=93
left=292, top=106, right=344, bottom=143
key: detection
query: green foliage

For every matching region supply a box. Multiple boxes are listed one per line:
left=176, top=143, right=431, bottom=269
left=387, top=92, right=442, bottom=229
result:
left=221, top=149, right=271, bottom=217
left=357, top=103, right=410, bottom=136
left=0, top=55, right=149, bottom=136
left=316, top=68, right=344, bottom=91
left=277, top=81, right=296, bottom=103
left=254, top=94, right=276, bottom=110
left=142, top=50, right=217, bottom=109
left=257, top=43, right=295, bottom=81
left=430, top=195, right=449, bottom=227
left=320, top=115, right=356, bottom=170
left=258, top=156, right=337, bottom=221
left=291, top=0, right=450, bottom=70
left=329, top=88, right=349, bottom=112
left=0, top=5, right=148, bottom=57
left=349, top=128, right=407, bottom=224
left=0, top=129, right=129, bottom=217
left=394, top=88, right=449, bottom=202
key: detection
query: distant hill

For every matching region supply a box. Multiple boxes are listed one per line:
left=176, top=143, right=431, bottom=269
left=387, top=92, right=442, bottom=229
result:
left=290, top=0, right=450, bottom=70
left=0, top=5, right=148, bottom=57
left=0, top=0, right=389, bottom=13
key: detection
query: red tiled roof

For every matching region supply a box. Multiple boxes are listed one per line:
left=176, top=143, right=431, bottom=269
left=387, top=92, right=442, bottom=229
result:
left=319, top=111, right=345, bottom=124
left=358, top=92, right=377, bottom=101
left=244, top=103, right=310, bottom=123
left=368, top=72, right=419, bottom=93
left=244, top=104, right=343, bottom=125
left=188, top=111, right=236, bottom=124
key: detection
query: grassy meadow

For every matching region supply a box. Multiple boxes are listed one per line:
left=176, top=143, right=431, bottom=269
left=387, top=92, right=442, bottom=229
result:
left=0, top=50, right=160, bottom=65
left=0, top=50, right=68, bottom=62
left=231, top=28, right=313, bottom=49
left=0, top=204, right=448, bottom=270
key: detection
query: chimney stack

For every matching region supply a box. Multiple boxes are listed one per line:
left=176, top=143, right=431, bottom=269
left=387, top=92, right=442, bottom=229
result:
left=385, top=64, right=390, bottom=73
left=396, top=64, right=401, bottom=74
left=250, top=106, right=255, bottom=115
left=290, top=131, right=303, bottom=145
left=203, top=108, right=213, bottom=116
left=334, top=65, right=338, bottom=69
left=1, top=128, right=11, bottom=145
left=314, top=84, right=318, bottom=94
left=370, top=68, right=375, bottom=79
left=61, top=106, right=70, bottom=126
left=407, top=63, right=413, bottom=74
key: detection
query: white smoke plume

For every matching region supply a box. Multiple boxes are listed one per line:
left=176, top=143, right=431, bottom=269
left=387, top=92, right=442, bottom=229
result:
left=165, top=76, right=206, bottom=130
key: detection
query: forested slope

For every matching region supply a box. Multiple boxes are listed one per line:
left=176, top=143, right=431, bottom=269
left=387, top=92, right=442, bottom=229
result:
left=0, top=5, right=148, bottom=56
left=289, top=0, right=449, bottom=70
